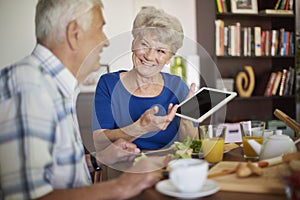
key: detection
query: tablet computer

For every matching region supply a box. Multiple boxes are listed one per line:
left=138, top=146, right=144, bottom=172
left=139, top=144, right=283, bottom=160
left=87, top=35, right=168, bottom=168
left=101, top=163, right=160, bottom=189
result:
left=176, top=87, right=237, bottom=123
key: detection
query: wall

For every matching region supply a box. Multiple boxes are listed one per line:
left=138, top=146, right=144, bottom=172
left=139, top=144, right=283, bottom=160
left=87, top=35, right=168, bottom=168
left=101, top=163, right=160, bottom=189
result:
left=0, top=0, right=37, bottom=68
left=0, top=0, right=197, bottom=70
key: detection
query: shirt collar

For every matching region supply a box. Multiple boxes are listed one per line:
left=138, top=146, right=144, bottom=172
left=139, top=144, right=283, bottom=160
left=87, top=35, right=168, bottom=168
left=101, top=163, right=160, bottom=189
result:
left=32, top=44, right=78, bottom=98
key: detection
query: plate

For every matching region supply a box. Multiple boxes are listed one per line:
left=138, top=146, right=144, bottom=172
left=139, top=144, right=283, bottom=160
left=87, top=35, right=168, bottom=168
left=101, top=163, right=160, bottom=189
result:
left=155, top=179, right=219, bottom=199
left=192, top=149, right=230, bottom=159
left=223, top=149, right=230, bottom=154
left=142, top=147, right=174, bottom=156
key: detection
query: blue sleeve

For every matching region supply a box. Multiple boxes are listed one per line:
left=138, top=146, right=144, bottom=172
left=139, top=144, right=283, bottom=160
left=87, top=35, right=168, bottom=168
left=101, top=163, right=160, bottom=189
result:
left=92, top=74, right=116, bottom=131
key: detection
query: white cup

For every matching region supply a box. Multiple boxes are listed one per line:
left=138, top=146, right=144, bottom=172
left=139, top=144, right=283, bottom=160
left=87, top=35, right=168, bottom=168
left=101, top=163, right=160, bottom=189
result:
left=168, top=159, right=208, bottom=193
left=263, top=129, right=274, bottom=140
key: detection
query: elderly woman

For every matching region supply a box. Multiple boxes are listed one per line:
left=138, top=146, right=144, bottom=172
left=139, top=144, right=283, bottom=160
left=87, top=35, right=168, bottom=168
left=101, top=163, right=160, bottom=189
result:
left=93, top=7, right=197, bottom=151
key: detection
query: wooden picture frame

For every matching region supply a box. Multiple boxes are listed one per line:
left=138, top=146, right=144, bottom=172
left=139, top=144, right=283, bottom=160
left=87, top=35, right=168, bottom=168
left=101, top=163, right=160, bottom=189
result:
left=230, top=0, right=258, bottom=14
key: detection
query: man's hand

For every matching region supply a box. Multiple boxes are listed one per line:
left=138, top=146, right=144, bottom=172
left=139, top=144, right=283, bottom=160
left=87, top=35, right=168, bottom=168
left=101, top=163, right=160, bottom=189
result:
left=96, top=138, right=141, bottom=166
left=115, top=156, right=164, bottom=199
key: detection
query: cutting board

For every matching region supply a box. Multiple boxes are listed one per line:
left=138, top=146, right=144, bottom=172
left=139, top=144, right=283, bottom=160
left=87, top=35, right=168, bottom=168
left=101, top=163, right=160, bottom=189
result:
left=208, top=161, right=289, bottom=194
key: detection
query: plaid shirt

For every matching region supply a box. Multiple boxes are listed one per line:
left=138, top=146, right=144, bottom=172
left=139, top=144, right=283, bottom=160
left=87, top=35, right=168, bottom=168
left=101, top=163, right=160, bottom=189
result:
left=0, top=44, right=92, bottom=200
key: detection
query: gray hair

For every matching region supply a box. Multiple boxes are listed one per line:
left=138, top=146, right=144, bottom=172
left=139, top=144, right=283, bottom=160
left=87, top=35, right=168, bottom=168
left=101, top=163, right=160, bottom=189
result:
left=132, top=7, right=184, bottom=54
left=35, top=0, right=103, bottom=44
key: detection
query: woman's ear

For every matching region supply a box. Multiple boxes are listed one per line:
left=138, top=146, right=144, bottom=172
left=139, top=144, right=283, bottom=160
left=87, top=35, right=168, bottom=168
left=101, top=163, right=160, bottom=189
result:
left=165, top=55, right=174, bottom=65
left=66, top=20, right=80, bottom=50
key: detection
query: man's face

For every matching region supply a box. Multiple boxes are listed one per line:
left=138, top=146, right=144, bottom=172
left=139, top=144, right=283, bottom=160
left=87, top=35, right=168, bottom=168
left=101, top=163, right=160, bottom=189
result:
left=77, top=6, right=109, bottom=82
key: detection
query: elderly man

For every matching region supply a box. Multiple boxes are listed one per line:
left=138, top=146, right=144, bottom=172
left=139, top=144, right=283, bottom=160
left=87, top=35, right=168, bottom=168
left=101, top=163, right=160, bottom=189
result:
left=0, top=0, right=162, bottom=199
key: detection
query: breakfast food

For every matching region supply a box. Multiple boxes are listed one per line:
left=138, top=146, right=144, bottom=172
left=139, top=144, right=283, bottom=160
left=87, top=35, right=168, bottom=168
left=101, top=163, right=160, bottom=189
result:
left=236, top=162, right=252, bottom=178
left=247, top=161, right=262, bottom=176
left=236, top=161, right=263, bottom=178
left=172, top=136, right=200, bottom=158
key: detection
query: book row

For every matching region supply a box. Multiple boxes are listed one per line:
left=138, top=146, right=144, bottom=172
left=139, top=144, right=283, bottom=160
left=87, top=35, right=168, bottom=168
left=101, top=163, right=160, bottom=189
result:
left=215, top=0, right=229, bottom=13
left=215, top=20, right=295, bottom=57
left=264, top=66, right=294, bottom=97
left=215, top=0, right=294, bottom=14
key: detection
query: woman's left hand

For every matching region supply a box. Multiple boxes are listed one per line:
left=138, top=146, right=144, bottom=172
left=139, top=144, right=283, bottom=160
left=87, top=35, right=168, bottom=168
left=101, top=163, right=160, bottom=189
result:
left=177, top=83, right=198, bottom=141
left=186, top=83, right=196, bottom=100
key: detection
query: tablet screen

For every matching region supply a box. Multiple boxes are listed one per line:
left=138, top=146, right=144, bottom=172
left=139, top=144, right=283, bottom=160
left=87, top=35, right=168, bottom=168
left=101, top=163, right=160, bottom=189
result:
left=177, top=88, right=232, bottom=120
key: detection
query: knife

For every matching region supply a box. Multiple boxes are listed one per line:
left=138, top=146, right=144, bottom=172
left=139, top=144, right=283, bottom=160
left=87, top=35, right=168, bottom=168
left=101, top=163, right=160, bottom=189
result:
left=274, top=109, right=300, bottom=134
left=207, top=169, right=237, bottom=179
left=258, top=152, right=300, bottom=168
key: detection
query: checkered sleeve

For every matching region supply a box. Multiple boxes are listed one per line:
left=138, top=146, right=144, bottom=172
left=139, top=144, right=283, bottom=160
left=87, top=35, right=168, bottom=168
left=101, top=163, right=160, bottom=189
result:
left=0, top=70, right=57, bottom=199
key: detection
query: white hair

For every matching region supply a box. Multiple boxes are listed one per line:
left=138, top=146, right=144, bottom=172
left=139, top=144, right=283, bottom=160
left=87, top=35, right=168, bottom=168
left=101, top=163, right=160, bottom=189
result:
left=132, top=6, right=184, bottom=54
left=35, top=0, right=103, bottom=44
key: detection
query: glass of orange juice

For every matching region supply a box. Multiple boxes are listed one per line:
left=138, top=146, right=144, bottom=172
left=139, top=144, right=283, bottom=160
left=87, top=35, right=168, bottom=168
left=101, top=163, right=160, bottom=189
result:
left=198, top=125, right=226, bottom=164
left=240, top=121, right=265, bottom=161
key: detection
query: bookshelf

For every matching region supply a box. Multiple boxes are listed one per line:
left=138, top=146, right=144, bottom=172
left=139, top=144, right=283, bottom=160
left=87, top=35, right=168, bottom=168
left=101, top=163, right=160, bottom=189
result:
left=196, top=0, right=296, bottom=122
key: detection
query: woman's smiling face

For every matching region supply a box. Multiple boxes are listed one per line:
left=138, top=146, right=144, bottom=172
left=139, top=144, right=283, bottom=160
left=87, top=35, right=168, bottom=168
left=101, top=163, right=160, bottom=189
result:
left=131, top=33, right=173, bottom=78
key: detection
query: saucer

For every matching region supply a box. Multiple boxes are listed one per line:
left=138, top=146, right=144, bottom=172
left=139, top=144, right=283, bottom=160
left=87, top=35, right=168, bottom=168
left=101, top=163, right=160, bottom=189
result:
left=155, top=179, right=219, bottom=199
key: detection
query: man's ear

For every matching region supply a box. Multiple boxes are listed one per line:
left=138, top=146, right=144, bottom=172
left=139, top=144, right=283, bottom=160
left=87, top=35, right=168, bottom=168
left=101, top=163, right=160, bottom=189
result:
left=66, top=20, right=80, bottom=50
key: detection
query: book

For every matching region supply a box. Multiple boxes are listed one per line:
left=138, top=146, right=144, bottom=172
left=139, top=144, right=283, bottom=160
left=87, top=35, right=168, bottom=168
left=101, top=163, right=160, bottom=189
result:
left=254, top=26, right=261, bottom=56
left=284, top=31, right=291, bottom=56
left=279, top=69, right=288, bottom=96
left=283, top=67, right=291, bottom=95
left=274, top=0, right=282, bottom=10
left=279, top=0, right=287, bottom=10
left=261, top=31, right=266, bottom=56
left=224, top=26, right=229, bottom=56
left=236, top=22, right=241, bottom=56
left=265, top=30, right=271, bottom=56
left=289, top=32, right=295, bottom=55
left=264, top=72, right=277, bottom=96
left=242, top=27, right=248, bottom=57
left=279, top=28, right=285, bottom=56
left=230, top=25, right=237, bottom=56
left=216, top=0, right=223, bottom=13
left=215, top=20, right=224, bottom=56
left=284, top=0, right=290, bottom=10
left=272, top=71, right=283, bottom=95
left=219, top=21, right=225, bottom=56
left=247, top=27, right=252, bottom=56
left=220, top=0, right=226, bottom=13
left=240, top=27, right=244, bottom=56
left=227, top=25, right=231, bottom=56
left=248, top=27, right=255, bottom=56
left=222, top=0, right=228, bottom=12
left=288, top=67, right=295, bottom=95
left=271, top=30, right=279, bottom=56
left=289, top=0, right=294, bottom=10
left=259, top=9, right=293, bottom=15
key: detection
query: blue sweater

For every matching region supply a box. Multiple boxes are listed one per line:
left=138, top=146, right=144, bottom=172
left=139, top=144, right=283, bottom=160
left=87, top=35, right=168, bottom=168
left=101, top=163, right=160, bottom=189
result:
left=92, top=70, right=188, bottom=150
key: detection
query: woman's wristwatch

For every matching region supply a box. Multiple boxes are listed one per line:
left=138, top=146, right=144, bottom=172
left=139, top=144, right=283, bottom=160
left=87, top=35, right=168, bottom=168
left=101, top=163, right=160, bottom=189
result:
left=90, top=152, right=102, bottom=171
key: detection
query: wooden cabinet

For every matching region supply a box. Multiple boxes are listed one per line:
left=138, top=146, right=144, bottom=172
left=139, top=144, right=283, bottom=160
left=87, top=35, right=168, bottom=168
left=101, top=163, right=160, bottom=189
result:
left=196, top=0, right=296, bottom=122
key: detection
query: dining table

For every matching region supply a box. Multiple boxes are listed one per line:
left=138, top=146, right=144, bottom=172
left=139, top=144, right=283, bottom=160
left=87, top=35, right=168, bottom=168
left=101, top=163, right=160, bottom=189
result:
left=130, top=141, right=300, bottom=200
